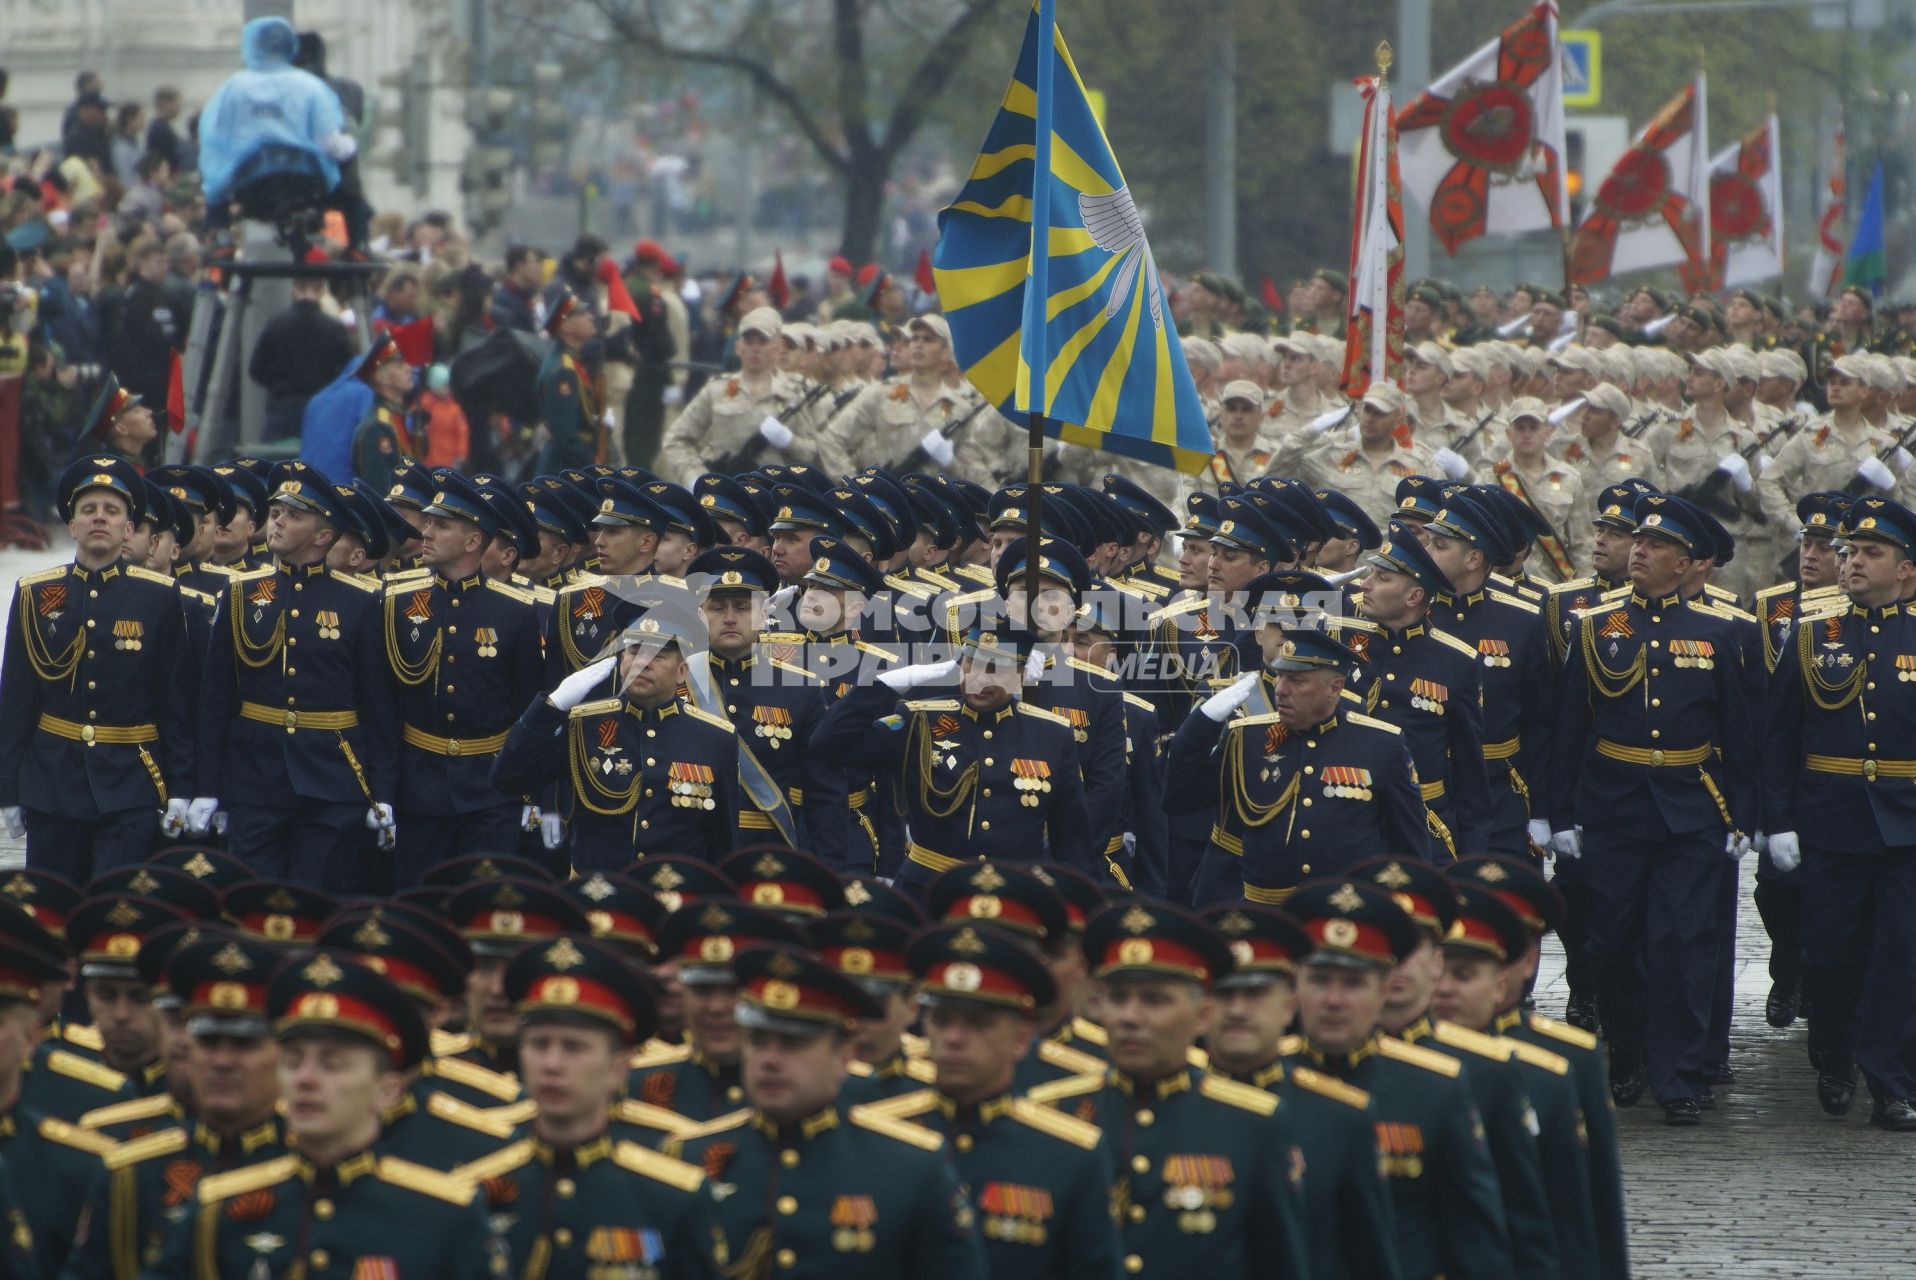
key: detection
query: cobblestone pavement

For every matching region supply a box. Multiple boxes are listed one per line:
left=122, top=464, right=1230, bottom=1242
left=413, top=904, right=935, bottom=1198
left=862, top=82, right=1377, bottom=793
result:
left=2, top=544, right=1903, bottom=1275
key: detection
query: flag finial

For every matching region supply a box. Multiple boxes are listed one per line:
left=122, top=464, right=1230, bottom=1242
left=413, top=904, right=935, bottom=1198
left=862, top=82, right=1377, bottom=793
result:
left=1375, top=41, right=1394, bottom=75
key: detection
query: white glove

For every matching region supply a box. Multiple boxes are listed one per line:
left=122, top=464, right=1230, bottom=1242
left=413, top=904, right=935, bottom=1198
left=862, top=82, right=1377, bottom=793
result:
left=1526, top=819, right=1553, bottom=850
left=1432, top=446, right=1469, bottom=481
left=1550, top=829, right=1582, bottom=860
left=1201, top=671, right=1260, bottom=722
left=758, top=416, right=794, bottom=449
left=1769, top=830, right=1801, bottom=873
left=1754, top=453, right=1774, bottom=477
left=878, top=659, right=959, bottom=692
left=602, top=409, right=618, bottom=429
left=1306, top=407, right=1349, bottom=436
left=918, top=429, right=956, bottom=468
left=0, top=806, right=22, bottom=839
left=1728, top=832, right=1751, bottom=859
left=186, top=797, right=220, bottom=836
left=520, top=804, right=541, bottom=833
left=550, top=657, right=617, bottom=711
left=321, top=131, right=358, bottom=162
left=663, top=385, right=684, bottom=407
left=366, top=802, right=397, bottom=851
left=1023, top=648, right=1047, bottom=684
left=1715, top=453, right=1753, bottom=494
left=1858, top=456, right=1896, bottom=491
left=161, top=798, right=189, bottom=836
left=1897, top=447, right=1915, bottom=473
left=214, top=810, right=229, bottom=836
left=541, top=812, right=566, bottom=849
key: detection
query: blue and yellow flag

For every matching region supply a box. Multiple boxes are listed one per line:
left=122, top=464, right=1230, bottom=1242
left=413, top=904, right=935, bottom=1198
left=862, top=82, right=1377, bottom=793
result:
left=933, top=1, right=1210, bottom=474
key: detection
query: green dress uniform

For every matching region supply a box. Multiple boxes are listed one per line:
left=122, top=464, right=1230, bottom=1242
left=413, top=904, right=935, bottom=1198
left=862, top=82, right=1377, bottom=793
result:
left=376, top=1078, right=525, bottom=1172
left=537, top=344, right=607, bottom=474
left=626, top=1042, right=747, bottom=1123
left=0, top=1103, right=115, bottom=1278
left=351, top=396, right=414, bottom=495
left=19, top=1040, right=134, bottom=1123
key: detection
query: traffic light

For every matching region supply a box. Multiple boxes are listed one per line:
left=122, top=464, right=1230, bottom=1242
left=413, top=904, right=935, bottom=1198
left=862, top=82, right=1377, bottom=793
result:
left=464, top=87, right=515, bottom=233
left=1564, top=124, right=1587, bottom=224
left=530, top=63, right=566, bottom=176
left=374, top=55, right=433, bottom=198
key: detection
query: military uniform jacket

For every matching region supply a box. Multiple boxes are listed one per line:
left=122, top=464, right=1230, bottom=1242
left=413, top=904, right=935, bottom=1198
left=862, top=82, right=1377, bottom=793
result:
left=664, top=1104, right=987, bottom=1280
left=1428, top=588, right=1553, bottom=845
left=1351, top=622, right=1492, bottom=850
left=539, top=347, right=606, bottom=471
left=696, top=650, right=833, bottom=846
left=0, top=1101, right=115, bottom=1278
left=1165, top=683, right=1428, bottom=898
left=1024, top=654, right=1128, bottom=874
left=1542, top=575, right=1623, bottom=667
left=1272, top=433, right=1439, bottom=528
left=456, top=1130, right=720, bottom=1280
left=1758, top=418, right=1901, bottom=531
left=1283, top=1035, right=1512, bottom=1280
left=1752, top=582, right=1846, bottom=675
left=0, top=559, right=193, bottom=816
left=1397, top=1018, right=1556, bottom=1280
left=377, top=1077, right=527, bottom=1172
left=816, top=376, right=963, bottom=478
left=1548, top=591, right=1755, bottom=838
left=1491, top=460, right=1591, bottom=583
left=492, top=694, right=740, bottom=871
left=199, top=559, right=399, bottom=806
left=811, top=683, right=1096, bottom=885
left=542, top=573, right=654, bottom=687
left=418, top=1036, right=527, bottom=1110
left=145, top=1149, right=502, bottom=1280
left=1763, top=596, right=1916, bottom=852
left=1214, top=1060, right=1402, bottom=1280
left=20, top=1040, right=134, bottom=1123
left=658, top=370, right=822, bottom=486
left=65, top=1117, right=287, bottom=1280
left=1558, top=431, right=1662, bottom=495
left=854, top=1090, right=1121, bottom=1280
left=627, top=1044, right=747, bottom=1124
left=1024, top=1067, right=1310, bottom=1280
left=1120, top=692, right=1169, bottom=897
left=384, top=572, right=544, bottom=816
left=352, top=398, right=413, bottom=494
left=1498, top=1034, right=1598, bottom=1280
left=1142, top=595, right=1239, bottom=733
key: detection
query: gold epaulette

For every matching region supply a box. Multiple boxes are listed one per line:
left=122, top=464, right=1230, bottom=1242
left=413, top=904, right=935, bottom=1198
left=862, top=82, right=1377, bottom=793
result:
left=45, top=1050, right=128, bottom=1091
left=852, top=1091, right=937, bottom=1122
left=484, top=579, right=534, bottom=605
left=905, top=1058, right=937, bottom=1084
left=1188, top=1045, right=1211, bottom=1070
left=916, top=568, right=961, bottom=592
left=532, top=584, right=556, bottom=606
left=103, top=1126, right=188, bottom=1170
left=1288, top=1066, right=1369, bottom=1110
left=384, top=566, right=433, bottom=585
left=1016, top=703, right=1070, bottom=727
left=486, top=1099, right=538, bottom=1127
left=768, top=659, right=823, bottom=683
left=612, top=1141, right=705, bottom=1191
left=1695, top=598, right=1757, bottom=623
left=1429, top=627, right=1479, bottom=658
left=430, top=1029, right=471, bottom=1058
left=62, top=1024, right=104, bottom=1052
left=628, top=1041, right=692, bottom=1070
left=1798, top=597, right=1850, bottom=623
left=855, top=641, right=902, bottom=663
left=385, top=578, right=427, bottom=597
left=430, top=1055, right=522, bottom=1102
left=178, top=585, right=217, bottom=607
left=1431, top=1022, right=1513, bottom=1062
left=1754, top=582, right=1796, bottom=606
left=850, top=1107, right=943, bottom=1152
left=1147, top=595, right=1210, bottom=625
left=1344, top=712, right=1402, bottom=735
left=1122, top=692, right=1154, bottom=714
left=375, top=1155, right=476, bottom=1205
left=1378, top=1037, right=1463, bottom=1077
left=1577, top=598, right=1628, bottom=618
left=904, top=698, right=962, bottom=713
left=1231, top=711, right=1283, bottom=730
left=846, top=1060, right=873, bottom=1078
left=197, top=1155, right=298, bottom=1204
left=669, top=1108, right=753, bottom=1143
left=329, top=570, right=380, bottom=593
left=1038, top=1040, right=1106, bottom=1077
left=1485, top=588, right=1541, bottom=615
left=1110, top=574, right=1169, bottom=600
left=1505, top=1039, right=1570, bottom=1076
left=1326, top=615, right=1381, bottom=635
left=615, top=1099, right=697, bottom=1136
left=1525, top=1014, right=1598, bottom=1051
left=902, top=1032, right=930, bottom=1059
left=1548, top=576, right=1594, bottom=597
left=79, top=1092, right=177, bottom=1130
left=1703, top=583, right=1737, bottom=603
left=424, top=1091, right=519, bottom=1138
left=1069, top=1017, right=1108, bottom=1047
left=1025, top=1073, right=1106, bottom=1107
left=681, top=704, right=735, bottom=733
left=1802, top=584, right=1849, bottom=600
left=230, top=565, right=277, bottom=583
left=35, top=1118, right=115, bottom=1156
left=1064, top=656, right=1118, bottom=684
left=19, top=566, right=65, bottom=588
left=1009, top=1098, right=1102, bottom=1149
left=883, top=573, right=934, bottom=599
left=954, top=563, right=995, bottom=586
left=452, top=1139, right=534, bottom=1184
left=1198, top=1074, right=1278, bottom=1116
left=760, top=631, right=806, bottom=646
left=125, top=565, right=176, bottom=586
left=569, top=697, right=625, bottom=720
left=1277, top=1034, right=1305, bottom=1055
left=1597, top=584, right=1631, bottom=602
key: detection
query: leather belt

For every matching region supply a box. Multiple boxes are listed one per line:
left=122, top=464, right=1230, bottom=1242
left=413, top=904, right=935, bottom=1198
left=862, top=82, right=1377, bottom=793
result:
left=241, top=703, right=359, bottom=732
left=1804, top=754, right=1916, bottom=781
left=1482, top=736, right=1520, bottom=760
left=1420, top=779, right=1447, bottom=802
left=1243, top=883, right=1297, bottom=905
left=1209, top=825, right=1245, bottom=856
left=1595, top=739, right=1711, bottom=768
left=401, top=725, right=509, bottom=757
left=36, top=714, right=157, bottom=745
left=907, top=842, right=969, bottom=874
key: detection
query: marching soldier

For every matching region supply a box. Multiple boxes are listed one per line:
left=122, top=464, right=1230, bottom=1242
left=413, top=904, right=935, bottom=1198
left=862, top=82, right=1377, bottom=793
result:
left=1199, top=904, right=1401, bottom=1280
left=1489, top=399, right=1591, bottom=583
left=663, top=944, right=989, bottom=1280
left=63, top=892, right=194, bottom=1098
left=1025, top=900, right=1312, bottom=1280
left=1758, top=354, right=1905, bottom=533
left=384, top=470, right=544, bottom=886
left=1644, top=351, right=1769, bottom=601
left=150, top=464, right=238, bottom=597
left=817, top=877, right=934, bottom=1102
left=1763, top=497, right=1916, bottom=1129
left=455, top=936, right=723, bottom=1280
left=1546, top=494, right=1756, bottom=1124
left=537, top=285, right=612, bottom=473
left=541, top=474, right=671, bottom=687
left=1542, top=480, right=1656, bottom=668
left=198, top=462, right=399, bottom=890
left=818, top=313, right=967, bottom=477
left=1281, top=879, right=1513, bottom=1280
left=1559, top=384, right=1662, bottom=494
left=1271, top=383, right=1438, bottom=528
left=1189, top=381, right=1277, bottom=498
left=857, top=921, right=1123, bottom=1280
left=144, top=952, right=504, bottom=1279
left=659, top=307, right=823, bottom=485
left=351, top=329, right=418, bottom=495
left=1, top=456, right=195, bottom=882
left=209, top=461, right=270, bottom=571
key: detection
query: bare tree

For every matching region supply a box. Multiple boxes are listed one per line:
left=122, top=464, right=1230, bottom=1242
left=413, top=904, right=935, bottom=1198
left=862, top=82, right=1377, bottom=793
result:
left=514, top=0, right=1012, bottom=263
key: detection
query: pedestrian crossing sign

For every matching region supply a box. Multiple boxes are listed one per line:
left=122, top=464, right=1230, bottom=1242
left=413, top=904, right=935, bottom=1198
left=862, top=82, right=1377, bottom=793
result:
left=1562, top=30, right=1601, bottom=108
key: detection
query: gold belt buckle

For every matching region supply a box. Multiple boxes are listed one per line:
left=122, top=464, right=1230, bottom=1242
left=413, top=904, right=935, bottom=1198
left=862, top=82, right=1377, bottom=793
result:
left=1649, top=749, right=1664, bottom=766
left=1865, top=759, right=1879, bottom=781
left=446, top=738, right=462, bottom=757
left=80, top=724, right=96, bottom=745
left=284, top=709, right=299, bottom=730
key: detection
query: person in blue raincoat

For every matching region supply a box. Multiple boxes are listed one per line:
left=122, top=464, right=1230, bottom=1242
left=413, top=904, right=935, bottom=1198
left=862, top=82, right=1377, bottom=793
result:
left=198, top=17, right=354, bottom=220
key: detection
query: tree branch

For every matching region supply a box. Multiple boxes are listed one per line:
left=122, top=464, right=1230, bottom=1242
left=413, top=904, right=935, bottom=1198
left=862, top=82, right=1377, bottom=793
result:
left=878, top=0, right=1008, bottom=159
left=834, top=0, right=875, bottom=161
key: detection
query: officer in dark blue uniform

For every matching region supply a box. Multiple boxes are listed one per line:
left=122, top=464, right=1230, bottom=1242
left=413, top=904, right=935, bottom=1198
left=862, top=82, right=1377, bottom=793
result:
left=327, top=479, right=393, bottom=581
left=1421, top=494, right=1555, bottom=860
left=198, top=462, right=399, bottom=890
left=764, top=479, right=853, bottom=590
left=1355, top=525, right=1492, bottom=858
left=696, top=472, right=772, bottom=550
left=536, top=285, right=608, bottom=474
left=1103, top=473, right=1182, bottom=594
left=1547, top=493, right=1756, bottom=1124
left=1542, top=479, right=1658, bottom=666
left=0, top=456, right=194, bottom=881
left=150, top=464, right=239, bottom=597
left=383, top=459, right=436, bottom=573
left=812, top=621, right=1095, bottom=894
left=1072, top=589, right=1167, bottom=896
left=380, top=469, right=544, bottom=887
left=351, top=329, right=418, bottom=495
left=541, top=474, right=672, bottom=686
left=519, top=477, right=593, bottom=600
left=494, top=595, right=740, bottom=872
left=1166, top=618, right=1427, bottom=907
left=1764, top=496, right=1916, bottom=1129
left=209, top=461, right=270, bottom=571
